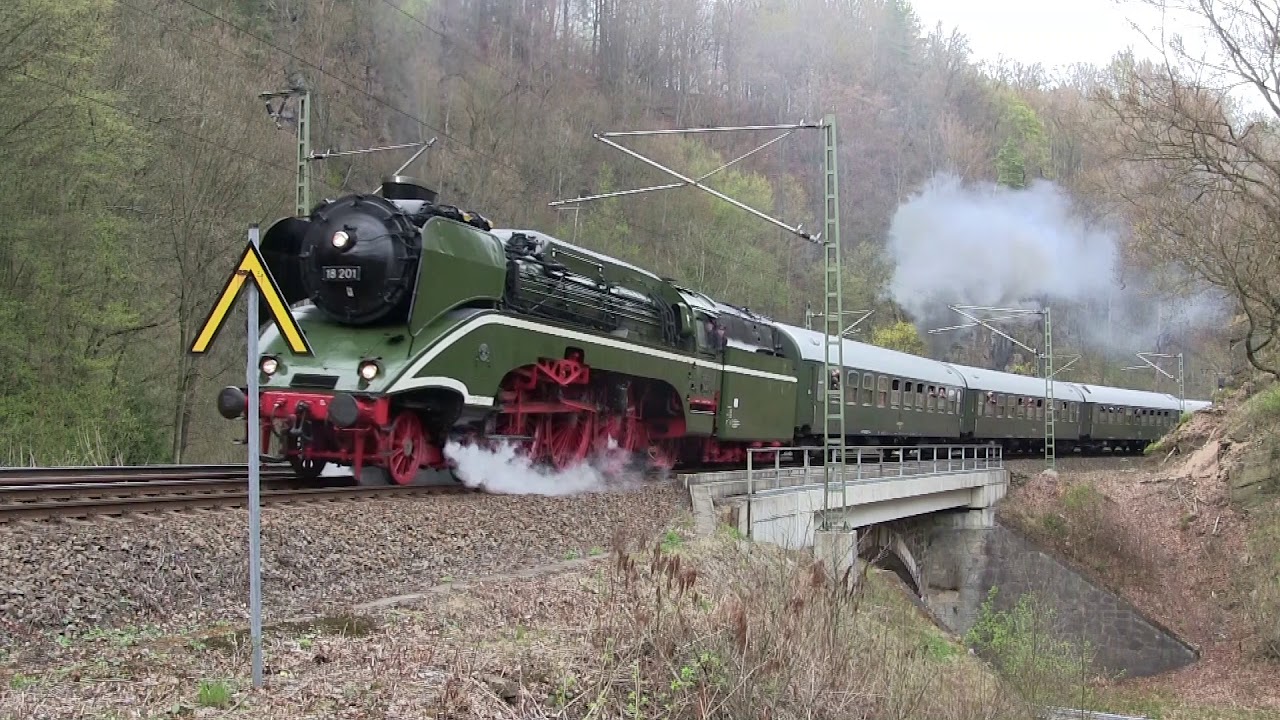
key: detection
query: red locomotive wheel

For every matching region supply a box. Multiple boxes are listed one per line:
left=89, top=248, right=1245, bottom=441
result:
left=386, top=411, right=427, bottom=485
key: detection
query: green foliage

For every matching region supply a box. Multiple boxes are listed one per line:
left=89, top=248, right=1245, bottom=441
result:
left=1244, top=383, right=1280, bottom=422
left=1007, top=361, right=1037, bottom=377
left=196, top=679, right=233, bottom=708
left=995, top=95, right=1049, bottom=188
left=965, top=588, right=1095, bottom=708
left=869, top=320, right=927, bottom=356
left=0, top=0, right=166, bottom=464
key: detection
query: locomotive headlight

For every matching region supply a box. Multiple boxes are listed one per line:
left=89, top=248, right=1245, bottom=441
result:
left=331, top=230, right=351, bottom=249
left=259, top=355, right=280, bottom=376
left=358, top=359, right=381, bottom=381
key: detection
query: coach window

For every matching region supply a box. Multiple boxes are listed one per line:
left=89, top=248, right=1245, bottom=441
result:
left=889, top=379, right=900, bottom=407
left=950, top=388, right=958, bottom=414
left=915, top=383, right=924, bottom=410
left=993, top=394, right=1002, bottom=418
left=861, top=374, right=873, bottom=405
left=845, top=371, right=858, bottom=405
left=877, top=376, right=888, bottom=407
left=926, top=385, right=935, bottom=411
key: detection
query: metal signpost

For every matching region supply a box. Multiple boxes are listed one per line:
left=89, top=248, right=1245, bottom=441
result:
left=189, top=227, right=312, bottom=689
left=548, top=116, right=847, bottom=529
left=244, top=226, right=264, bottom=687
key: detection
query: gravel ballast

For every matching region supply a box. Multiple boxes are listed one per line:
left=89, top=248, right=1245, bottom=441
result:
left=0, top=481, right=688, bottom=652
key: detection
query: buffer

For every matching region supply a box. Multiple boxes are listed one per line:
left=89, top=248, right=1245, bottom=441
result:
left=189, top=239, right=313, bottom=356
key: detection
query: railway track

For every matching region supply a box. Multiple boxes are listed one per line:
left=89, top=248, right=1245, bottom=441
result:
left=0, top=464, right=466, bottom=523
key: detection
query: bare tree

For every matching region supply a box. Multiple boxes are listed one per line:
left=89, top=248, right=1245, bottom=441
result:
left=1095, top=0, right=1280, bottom=378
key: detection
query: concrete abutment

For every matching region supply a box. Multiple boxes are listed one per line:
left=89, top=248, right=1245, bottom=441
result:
left=683, top=462, right=1199, bottom=680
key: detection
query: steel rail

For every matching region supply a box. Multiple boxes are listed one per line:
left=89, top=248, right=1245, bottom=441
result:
left=0, top=464, right=293, bottom=486
left=0, top=477, right=345, bottom=503
left=0, top=484, right=468, bottom=523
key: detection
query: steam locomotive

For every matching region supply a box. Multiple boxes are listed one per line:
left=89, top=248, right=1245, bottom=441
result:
left=215, top=176, right=1209, bottom=485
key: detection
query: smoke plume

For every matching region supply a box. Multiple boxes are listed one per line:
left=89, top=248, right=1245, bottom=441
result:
left=887, top=173, right=1117, bottom=319
left=884, top=173, right=1227, bottom=364
left=443, top=439, right=647, bottom=495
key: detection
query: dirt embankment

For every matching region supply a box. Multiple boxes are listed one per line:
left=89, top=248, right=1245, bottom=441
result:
left=999, top=390, right=1280, bottom=710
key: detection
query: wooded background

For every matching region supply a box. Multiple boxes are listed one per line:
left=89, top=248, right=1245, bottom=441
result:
left=4, top=0, right=1269, bottom=465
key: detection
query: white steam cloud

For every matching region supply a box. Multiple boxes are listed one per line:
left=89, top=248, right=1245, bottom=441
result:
left=443, top=439, right=646, bottom=495
left=886, top=173, right=1118, bottom=320
left=883, top=173, right=1228, bottom=361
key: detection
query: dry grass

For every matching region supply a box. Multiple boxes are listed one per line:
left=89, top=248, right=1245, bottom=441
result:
left=527, top=526, right=1031, bottom=720
left=0, top=523, right=1035, bottom=719
left=999, top=473, right=1164, bottom=591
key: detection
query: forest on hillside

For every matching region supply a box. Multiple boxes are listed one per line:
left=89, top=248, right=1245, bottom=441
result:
left=3, top=0, right=1275, bottom=464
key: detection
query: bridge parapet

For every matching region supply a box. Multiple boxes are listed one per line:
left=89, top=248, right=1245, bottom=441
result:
left=683, top=444, right=1008, bottom=548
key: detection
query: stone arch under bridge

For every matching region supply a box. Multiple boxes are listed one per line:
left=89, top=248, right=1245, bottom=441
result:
left=858, top=522, right=929, bottom=597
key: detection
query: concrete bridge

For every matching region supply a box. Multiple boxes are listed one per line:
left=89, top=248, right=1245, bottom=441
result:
left=680, top=445, right=1199, bottom=681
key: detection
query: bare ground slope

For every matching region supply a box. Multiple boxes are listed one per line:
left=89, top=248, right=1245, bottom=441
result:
left=1000, top=392, right=1280, bottom=712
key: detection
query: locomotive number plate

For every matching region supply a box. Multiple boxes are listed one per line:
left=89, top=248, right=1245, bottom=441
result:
left=322, top=266, right=361, bottom=282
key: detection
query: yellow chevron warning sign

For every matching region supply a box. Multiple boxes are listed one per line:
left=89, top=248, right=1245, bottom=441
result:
left=189, top=240, right=312, bottom=356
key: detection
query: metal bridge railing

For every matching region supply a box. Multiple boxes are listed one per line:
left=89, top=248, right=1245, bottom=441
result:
left=743, top=444, right=1004, bottom=539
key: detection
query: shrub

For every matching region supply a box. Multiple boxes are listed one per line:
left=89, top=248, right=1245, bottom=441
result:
left=965, top=588, right=1096, bottom=709
left=566, top=532, right=1031, bottom=719
left=1244, top=382, right=1280, bottom=422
